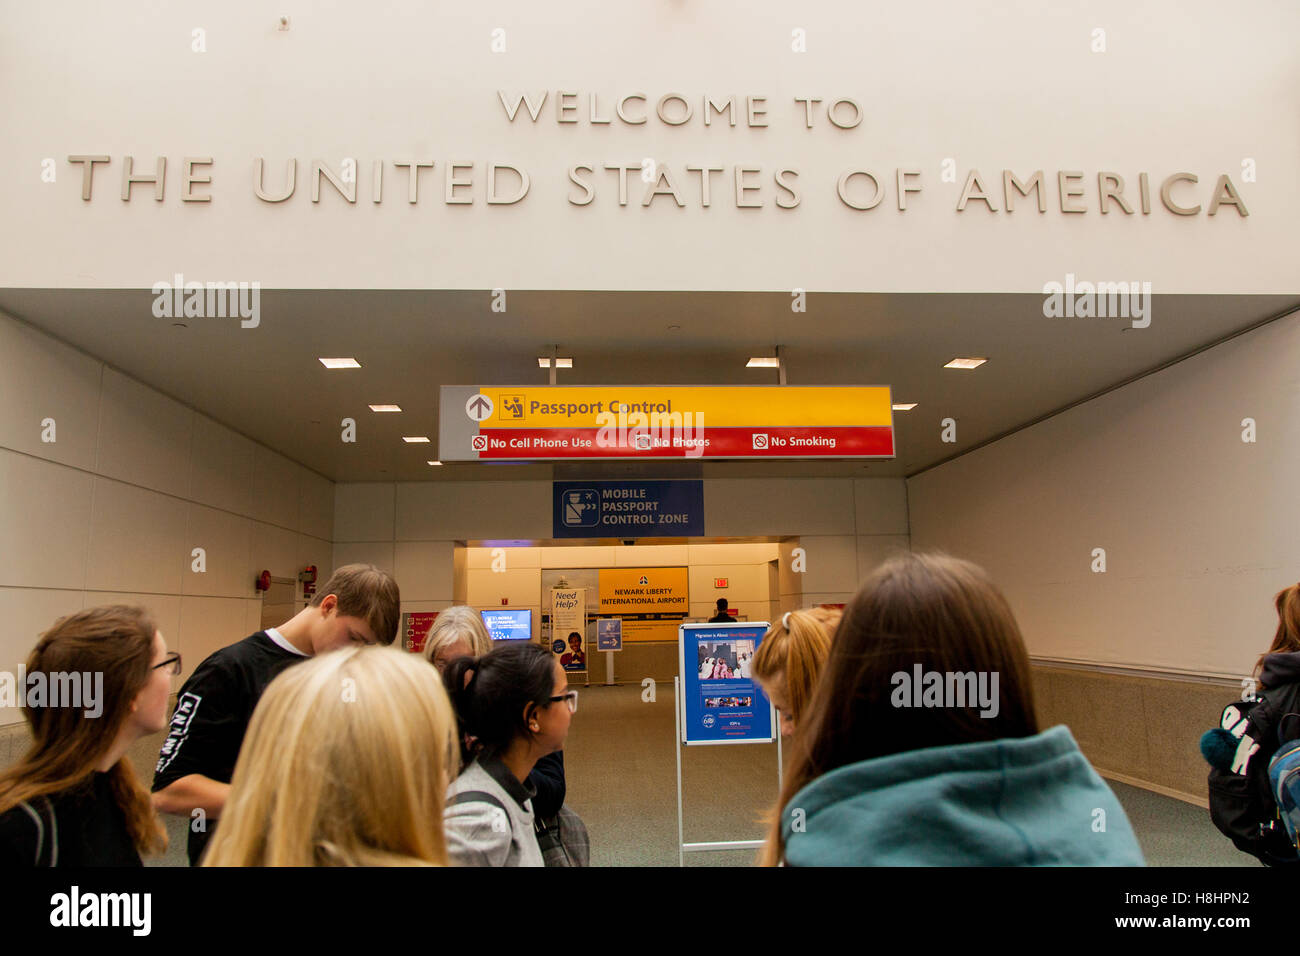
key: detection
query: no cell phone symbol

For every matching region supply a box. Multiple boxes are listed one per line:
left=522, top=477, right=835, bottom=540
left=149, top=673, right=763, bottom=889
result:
left=465, top=393, right=494, bottom=422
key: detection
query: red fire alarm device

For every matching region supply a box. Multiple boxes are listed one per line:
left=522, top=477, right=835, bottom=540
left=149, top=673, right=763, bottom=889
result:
left=501, top=598, right=508, bottom=605
left=715, top=578, right=728, bottom=589
left=256, top=570, right=271, bottom=592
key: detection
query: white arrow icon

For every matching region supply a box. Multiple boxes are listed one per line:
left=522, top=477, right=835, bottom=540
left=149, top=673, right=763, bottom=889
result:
left=465, top=393, right=494, bottom=422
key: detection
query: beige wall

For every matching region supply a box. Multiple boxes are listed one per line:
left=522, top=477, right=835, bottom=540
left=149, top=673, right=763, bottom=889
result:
left=900, top=311, right=1300, bottom=805
left=907, top=310, right=1299, bottom=680
left=1032, top=666, right=1234, bottom=804
left=0, top=310, right=333, bottom=725
left=2, top=1, right=1294, bottom=293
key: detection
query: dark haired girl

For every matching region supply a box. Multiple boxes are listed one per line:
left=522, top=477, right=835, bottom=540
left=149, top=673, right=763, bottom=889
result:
left=442, top=642, right=575, bottom=866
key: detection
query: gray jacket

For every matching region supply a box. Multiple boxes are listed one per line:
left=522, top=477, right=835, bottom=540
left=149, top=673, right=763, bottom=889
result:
left=445, top=756, right=544, bottom=867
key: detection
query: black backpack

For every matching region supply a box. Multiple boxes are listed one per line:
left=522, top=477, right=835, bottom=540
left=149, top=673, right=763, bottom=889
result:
left=1205, top=689, right=1300, bottom=866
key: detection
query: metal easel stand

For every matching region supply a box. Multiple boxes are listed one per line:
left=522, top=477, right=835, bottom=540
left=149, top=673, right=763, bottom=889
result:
left=673, top=676, right=783, bottom=867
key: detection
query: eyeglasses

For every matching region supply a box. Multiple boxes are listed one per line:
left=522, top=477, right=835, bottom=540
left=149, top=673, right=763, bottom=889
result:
left=549, top=690, right=578, bottom=714
left=153, top=652, right=182, bottom=675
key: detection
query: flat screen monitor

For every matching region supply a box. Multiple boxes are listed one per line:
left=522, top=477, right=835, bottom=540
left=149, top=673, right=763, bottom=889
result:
left=481, top=608, right=532, bottom=641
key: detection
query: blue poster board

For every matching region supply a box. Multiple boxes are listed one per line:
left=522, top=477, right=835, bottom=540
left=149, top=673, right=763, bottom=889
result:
left=678, top=622, right=774, bottom=745
left=596, top=618, right=623, bottom=651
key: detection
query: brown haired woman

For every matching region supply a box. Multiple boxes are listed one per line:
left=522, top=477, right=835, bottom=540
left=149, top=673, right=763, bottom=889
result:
left=1255, top=582, right=1300, bottom=686
left=758, top=553, right=1144, bottom=866
left=0, top=605, right=177, bottom=866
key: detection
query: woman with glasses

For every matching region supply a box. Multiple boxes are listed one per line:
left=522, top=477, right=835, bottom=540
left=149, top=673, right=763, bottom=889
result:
left=423, top=607, right=569, bottom=850
left=442, top=642, right=576, bottom=866
left=0, top=605, right=177, bottom=866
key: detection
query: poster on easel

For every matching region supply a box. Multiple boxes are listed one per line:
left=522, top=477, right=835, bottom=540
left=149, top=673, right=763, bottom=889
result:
left=550, top=587, right=588, bottom=675
left=678, top=621, right=774, bottom=745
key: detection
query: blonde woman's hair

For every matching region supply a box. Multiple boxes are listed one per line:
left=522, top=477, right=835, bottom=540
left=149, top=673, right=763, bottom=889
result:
left=202, top=647, right=457, bottom=866
left=751, top=608, right=834, bottom=726
left=422, top=605, right=494, bottom=664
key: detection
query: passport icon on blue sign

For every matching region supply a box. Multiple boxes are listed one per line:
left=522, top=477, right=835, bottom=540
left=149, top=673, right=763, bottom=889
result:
left=563, top=489, right=599, bottom=527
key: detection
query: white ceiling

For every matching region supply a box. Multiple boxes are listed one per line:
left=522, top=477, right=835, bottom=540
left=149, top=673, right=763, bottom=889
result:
left=0, top=289, right=1294, bottom=483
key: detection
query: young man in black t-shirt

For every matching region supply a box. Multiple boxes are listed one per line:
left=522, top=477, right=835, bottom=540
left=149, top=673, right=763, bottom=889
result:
left=151, top=563, right=401, bottom=865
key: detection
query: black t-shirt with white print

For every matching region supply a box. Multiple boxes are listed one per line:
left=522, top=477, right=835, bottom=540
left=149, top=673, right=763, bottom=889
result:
left=151, top=630, right=305, bottom=865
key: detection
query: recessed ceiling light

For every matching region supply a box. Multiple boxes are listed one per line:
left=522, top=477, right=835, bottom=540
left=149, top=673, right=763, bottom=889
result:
left=368, top=404, right=402, bottom=412
left=667, top=325, right=681, bottom=332
left=319, top=357, right=361, bottom=369
left=892, top=403, right=917, bottom=411
left=746, top=357, right=780, bottom=368
left=944, top=357, right=987, bottom=369
left=538, top=357, right=573, bottom=368
left=402, top=436, right=430, bottom=443
left=426, top=460, right=443, bottom=466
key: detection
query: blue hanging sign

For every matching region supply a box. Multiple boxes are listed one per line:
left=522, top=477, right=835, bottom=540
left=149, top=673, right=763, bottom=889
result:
left=553, top=480, right=704, bottom=539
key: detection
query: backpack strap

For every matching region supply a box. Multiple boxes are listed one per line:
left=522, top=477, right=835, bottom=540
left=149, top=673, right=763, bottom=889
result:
left=17, top=797, right=57, bottom=867
left=1276, top=710, right=1300, bottom=747
left=447, top=789, right=512, bottom=836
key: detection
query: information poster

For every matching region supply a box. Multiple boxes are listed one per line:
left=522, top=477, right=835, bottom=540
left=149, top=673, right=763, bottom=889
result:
left=550, top=587, right=588, bottom=673
left=596, top=618, right=623, bottom=651
left=402, top=611, right=439, bottom=654
left=678, top=622, right=774, bottom=745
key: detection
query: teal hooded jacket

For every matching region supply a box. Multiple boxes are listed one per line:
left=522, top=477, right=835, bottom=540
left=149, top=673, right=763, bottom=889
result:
left=781, top=725, right=1145, bottom=866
